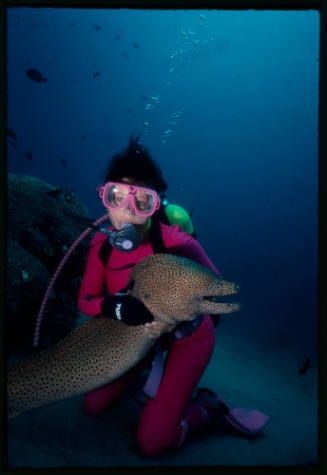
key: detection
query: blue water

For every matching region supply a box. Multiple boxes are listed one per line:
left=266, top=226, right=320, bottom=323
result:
left=6, top=8, right=319, bottom=366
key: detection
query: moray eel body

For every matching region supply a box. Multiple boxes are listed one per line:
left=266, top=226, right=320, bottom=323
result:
left=7, top=254, right=240, bottom=418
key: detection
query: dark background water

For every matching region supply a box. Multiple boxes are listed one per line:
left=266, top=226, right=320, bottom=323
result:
left=6, top=8, right=319, bottom=365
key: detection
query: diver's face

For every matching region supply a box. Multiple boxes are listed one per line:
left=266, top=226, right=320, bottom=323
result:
left=107, top=177, right=150, bottom=230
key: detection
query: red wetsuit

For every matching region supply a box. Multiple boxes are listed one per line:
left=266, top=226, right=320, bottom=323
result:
left=78, top=223, right=222, bottom=455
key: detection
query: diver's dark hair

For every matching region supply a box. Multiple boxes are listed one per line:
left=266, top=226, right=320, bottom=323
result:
left=104, top=135, right=167, bottom=195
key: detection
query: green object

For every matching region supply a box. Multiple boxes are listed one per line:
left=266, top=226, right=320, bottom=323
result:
left=165, top=203, right=194, bottom=235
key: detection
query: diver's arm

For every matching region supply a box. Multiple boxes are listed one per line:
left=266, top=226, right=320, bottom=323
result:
left=77, top=233, right=107, bottom=317
left=165, top=229, right=223, bottom=328
left=78, top=236, right=154, bottom=324
left=176, top=238, right=222, bottom=277
left=165, top=228, right=222, bottom=277
left=176, top=238, right=223, bottom=327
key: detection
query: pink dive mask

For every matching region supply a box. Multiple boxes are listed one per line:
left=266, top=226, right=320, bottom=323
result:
left=99, top=181, right=161, bottom=217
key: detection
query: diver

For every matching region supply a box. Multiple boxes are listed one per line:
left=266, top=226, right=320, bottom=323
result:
left=77, top=136, right=268, bottom=456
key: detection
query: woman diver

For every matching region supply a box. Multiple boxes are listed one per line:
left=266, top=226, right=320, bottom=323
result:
left=77, top=136, right=268, bottom=456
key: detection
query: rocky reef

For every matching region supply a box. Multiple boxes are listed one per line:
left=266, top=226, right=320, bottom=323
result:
left=7, top=173, right=97, bottom=354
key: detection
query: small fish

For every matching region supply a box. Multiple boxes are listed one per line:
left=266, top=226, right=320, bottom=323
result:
left=60, top=158, right=67, bottom=168
left=93, top=72, right=100, bottom=78
left=7, top=129, right=17, bottom=140
left=298, top=357, right=311, bottom=376
left=123, top=52, right=128, bottom=58
left=25, top=152, right=33, bottom=161
left=133, top=43, right=139, bottom=48
left=69, top=23, right=75, bottom=27
left=93, top=24, right=101, bottom=31
left=81, top=135, right=85, bottom=140
left=115, top=35, right=120, bottom=40
left=26, top=68, right=47, bottom=83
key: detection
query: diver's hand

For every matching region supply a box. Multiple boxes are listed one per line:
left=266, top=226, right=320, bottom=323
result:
left=145, top=321, right=176, bottom=339
left=100, top=294, right=154, bottom=326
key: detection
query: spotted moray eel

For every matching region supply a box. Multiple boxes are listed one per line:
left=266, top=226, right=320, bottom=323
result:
left=7, top=254, right=240, bottom=418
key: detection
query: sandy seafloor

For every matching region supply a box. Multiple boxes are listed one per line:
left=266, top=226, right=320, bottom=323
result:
left=6, top=318, right=318, bottom=469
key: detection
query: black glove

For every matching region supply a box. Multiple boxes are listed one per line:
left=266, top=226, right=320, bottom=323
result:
left=100, top=294, right=154, bottom=326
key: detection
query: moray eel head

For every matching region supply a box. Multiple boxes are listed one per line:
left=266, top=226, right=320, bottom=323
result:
left=129, top=254, right=240, bottom=324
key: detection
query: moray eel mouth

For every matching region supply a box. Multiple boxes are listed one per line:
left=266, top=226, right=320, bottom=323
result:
left=197, top=282, right=240, bottom=314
